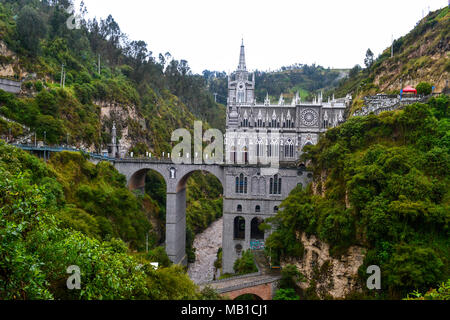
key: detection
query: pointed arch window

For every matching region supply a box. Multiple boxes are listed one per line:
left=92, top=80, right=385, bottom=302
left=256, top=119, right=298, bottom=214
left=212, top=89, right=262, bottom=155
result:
left=284, top=139, right=294, bottom=158
left=236, top=174, right=248, bottom=194
left=270, top=174, right=282, bottom=195
left=256, top=139, right=264, bottom=158
left=269, top=140, right=279, bottom=158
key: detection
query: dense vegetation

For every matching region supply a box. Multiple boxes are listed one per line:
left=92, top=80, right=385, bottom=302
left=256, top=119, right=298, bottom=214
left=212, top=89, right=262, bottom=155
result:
left=0, top=141, right=225, bottom=299
left=0, top=0, right=226, bottom=263
left=266, top=96, right=449, bottom=299
left=0, top=0, right=224, bottom=149
left=203, top=65, right=347, bottom=105
left=233, top=250, right=258, bottom=275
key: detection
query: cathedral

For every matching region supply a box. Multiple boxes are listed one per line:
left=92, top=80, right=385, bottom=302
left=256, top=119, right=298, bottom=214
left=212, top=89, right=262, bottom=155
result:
left=225, top=40, right=351, bottom=162
left=221, top=41, right=351, bottom=273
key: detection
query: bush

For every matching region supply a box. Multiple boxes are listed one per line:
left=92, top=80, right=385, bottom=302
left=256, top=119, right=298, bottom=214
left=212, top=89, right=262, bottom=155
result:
left=233, top=250, right=258, bottom=275
left=273, top=288, right=300, bottom=300
left=34, top=81, right=43, bottom=92
left=405, top=279, right=450, bottom=300
left=416, top=82, right=432, bottom=95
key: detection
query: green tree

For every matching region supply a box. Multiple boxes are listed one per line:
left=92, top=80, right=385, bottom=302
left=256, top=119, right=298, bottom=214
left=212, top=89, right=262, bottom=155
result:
left=364, top=49, right=374, bottom=69
left=416, top=82, right=433, bottom=95
left=17, top=6, right=47, bottom=56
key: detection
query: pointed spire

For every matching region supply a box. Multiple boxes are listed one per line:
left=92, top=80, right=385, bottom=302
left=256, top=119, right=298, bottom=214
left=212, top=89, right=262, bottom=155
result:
left=265, top=92, right=270, bottom=105
left=238, top=39, right=246, bottom=71
left=278, top=94, right=284, bottom=105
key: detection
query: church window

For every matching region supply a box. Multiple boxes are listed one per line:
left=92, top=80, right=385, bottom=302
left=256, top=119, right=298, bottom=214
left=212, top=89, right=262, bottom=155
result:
left=236, top=174, right=248, bottom=194
left=270, top=174, right=282, bottom=195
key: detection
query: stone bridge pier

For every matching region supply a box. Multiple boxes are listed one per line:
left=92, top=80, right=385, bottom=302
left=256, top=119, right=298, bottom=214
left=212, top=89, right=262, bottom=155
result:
left=113, top=160, right=225, bottom=265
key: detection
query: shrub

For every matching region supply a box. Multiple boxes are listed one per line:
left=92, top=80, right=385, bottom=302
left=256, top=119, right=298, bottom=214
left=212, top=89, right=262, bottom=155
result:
left=233, top=250, right=258, bottom=275
left=273, top=288, right=300, bottom=300
left=416, top=82, right=432, bottom=95
left=34, top=81, right=43, bottom=92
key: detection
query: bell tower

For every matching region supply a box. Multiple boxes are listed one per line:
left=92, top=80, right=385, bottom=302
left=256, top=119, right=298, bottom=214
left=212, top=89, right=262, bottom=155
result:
left=227, top=39, right=255, bottom=128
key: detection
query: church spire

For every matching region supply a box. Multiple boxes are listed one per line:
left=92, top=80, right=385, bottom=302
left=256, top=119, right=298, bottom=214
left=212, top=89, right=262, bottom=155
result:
left=238, top=39, right=246, bottom=71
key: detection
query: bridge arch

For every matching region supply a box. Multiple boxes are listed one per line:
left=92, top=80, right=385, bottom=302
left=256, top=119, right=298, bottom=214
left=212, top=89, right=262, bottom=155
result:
left=128, top=167, right=168, bottom=192
left=114, top=161, right=225, bottom=265
left=221, top=282, right=275, bottom=300
left=234, top=293, right=263, bottom=300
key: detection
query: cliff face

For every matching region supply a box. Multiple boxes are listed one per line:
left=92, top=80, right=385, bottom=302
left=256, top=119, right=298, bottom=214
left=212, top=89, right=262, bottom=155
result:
left=96, top=100, right=142, bottom=154
left=283, top=232, right=365, bottom=299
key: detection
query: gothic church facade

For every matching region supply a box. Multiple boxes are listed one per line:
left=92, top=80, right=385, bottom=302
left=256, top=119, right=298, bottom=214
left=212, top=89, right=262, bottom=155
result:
left=221, top=41, right=351, bottom=273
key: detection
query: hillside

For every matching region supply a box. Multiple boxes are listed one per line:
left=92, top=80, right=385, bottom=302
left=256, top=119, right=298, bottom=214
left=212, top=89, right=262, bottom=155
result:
left=265, top=95, right=449, bottom=299
left=332, top=7, right=449, bottom=114
left=0, top=0, right=224, bottom=262
left=0, top=0, right=224, bottom=150
left=203, top=65, right=348, bottom=105
left=0, top=141, right=226, bottom=299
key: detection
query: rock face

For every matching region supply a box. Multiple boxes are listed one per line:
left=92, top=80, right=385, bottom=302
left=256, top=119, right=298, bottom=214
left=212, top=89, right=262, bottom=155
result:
left=282, top=232, right=365, bottom=299
left=0, top=41, right=17, bottom=78
left=95, top=100, right=143, bottom=154
left=188, top=218, right=223, bottom=284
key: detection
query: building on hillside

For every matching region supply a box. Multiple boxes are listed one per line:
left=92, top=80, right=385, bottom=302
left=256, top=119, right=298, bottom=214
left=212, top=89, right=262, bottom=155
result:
left=221, top=41, right=352, bottom=273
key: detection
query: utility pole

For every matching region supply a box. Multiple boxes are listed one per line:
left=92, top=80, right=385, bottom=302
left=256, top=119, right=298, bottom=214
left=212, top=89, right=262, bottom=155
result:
left=391, top=34, right=394, bottom=58
left=62, top=70, right=66, bottom=88
left=146, top=233, right=149, bottom=253
left=214, top=93, right=218, bottom=103
left=98, top=54, right=101, bottom=74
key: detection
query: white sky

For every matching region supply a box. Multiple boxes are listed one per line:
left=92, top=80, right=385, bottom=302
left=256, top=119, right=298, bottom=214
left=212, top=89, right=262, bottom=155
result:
left=75, top=0, right=447, bottom=74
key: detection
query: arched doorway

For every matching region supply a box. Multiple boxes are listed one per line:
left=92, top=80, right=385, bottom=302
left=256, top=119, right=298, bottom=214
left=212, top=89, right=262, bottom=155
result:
left=251, top=217, right=265, bottom=240
left=234, top=216, right=245, bottom=240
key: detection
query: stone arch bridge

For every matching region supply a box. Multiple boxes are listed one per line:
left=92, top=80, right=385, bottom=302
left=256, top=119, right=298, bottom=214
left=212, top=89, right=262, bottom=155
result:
left=112, top=159, right=225, bottom=265
left=15, top=145, right=310, bottom=271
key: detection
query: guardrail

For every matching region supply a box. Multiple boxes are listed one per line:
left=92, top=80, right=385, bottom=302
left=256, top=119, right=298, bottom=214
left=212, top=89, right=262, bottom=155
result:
left=214, top=276, right=282, bottom=294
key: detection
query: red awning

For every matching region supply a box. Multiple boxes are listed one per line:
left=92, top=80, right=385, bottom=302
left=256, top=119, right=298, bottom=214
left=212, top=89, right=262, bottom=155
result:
left=403, top=86, right=417, bottom=94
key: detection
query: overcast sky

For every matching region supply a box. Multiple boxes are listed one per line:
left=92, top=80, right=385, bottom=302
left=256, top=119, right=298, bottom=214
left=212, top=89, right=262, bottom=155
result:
left=74, top=0, right=447, bottom=74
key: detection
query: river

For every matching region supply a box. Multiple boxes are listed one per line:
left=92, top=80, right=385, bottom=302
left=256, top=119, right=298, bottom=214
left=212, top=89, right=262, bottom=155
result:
left=187, top=217, right=223, bottom=284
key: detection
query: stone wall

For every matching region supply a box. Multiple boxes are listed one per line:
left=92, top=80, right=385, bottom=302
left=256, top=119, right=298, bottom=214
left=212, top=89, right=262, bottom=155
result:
left=0, top=78, right=21, bottom=94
